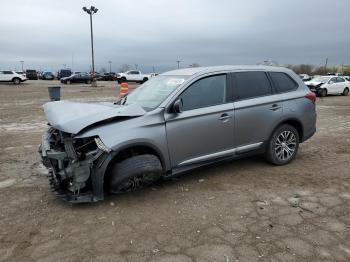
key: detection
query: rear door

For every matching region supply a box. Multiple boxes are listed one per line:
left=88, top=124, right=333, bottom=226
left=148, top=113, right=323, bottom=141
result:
left=165, top=74, right=235, bottom=168
left=336, top=77, right=347, bottom=93
left=232, top=71, right=283, bottom=148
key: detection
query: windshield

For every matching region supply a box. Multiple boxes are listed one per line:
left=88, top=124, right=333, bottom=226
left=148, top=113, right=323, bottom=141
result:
left=123, top=75, right=188, bottom=110
left=312, top=76, right=330, bottom=83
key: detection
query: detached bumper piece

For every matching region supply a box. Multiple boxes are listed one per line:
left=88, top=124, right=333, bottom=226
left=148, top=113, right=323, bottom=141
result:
left=40, top=128, right=109, bottom=203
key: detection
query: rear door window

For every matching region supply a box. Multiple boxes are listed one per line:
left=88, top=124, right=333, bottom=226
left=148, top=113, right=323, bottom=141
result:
left=234, top=71, right=272, bottom=100
left=269, top=72, right=298, bottom=93
left=336, top=77, right=345, bottom=82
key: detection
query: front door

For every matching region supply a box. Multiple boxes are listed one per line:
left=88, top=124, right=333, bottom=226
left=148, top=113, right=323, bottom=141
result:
left=165, top=74, right=234, bottom=168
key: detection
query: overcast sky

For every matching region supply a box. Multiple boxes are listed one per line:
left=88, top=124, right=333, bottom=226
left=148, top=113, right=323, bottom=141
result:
left=0, top=0, right=349, bottom=73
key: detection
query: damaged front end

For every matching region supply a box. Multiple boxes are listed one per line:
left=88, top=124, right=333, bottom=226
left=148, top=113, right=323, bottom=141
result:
left=39, top=128, right=113, bottom=203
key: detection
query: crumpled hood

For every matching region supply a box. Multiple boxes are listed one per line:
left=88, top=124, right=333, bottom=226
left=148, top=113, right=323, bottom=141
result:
left=43, top=101, right=146, bottom=134
left=305, top=81, right=324, bottom=86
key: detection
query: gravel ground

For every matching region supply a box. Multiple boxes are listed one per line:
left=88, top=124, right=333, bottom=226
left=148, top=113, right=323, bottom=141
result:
left=0, top=80, right=350, bottom=262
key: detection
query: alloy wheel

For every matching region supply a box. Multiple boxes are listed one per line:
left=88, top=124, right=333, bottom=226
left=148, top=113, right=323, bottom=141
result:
left=274, top=130, right=297, bottom=161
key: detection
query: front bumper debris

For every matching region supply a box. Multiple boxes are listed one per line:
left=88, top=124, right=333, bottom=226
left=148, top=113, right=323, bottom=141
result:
left=39, top=128, right=111, bottom=203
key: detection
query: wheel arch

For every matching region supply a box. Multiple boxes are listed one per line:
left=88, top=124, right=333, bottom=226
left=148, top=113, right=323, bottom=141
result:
left=103, top=142, right=166, bottom=188
left=270, top=118, right=304, bottom=142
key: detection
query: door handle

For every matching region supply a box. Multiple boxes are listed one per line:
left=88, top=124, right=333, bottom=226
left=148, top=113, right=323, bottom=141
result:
left=219, top=113, right=232, bottom=121
left=269, top=104, right=282, bottom=111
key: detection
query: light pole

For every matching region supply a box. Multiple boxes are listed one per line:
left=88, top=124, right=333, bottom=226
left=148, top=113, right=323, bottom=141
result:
left=108, top=60, right=112, bottom=73
left=20, top=61, right=24, bottom=72
left=83, top=5, right=98, bottom=86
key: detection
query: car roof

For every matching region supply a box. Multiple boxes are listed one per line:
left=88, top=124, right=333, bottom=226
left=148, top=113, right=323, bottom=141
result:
left=161, top=65, right=292, bottom=76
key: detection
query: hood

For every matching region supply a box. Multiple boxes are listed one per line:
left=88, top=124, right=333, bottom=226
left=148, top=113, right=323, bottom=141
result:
left=305, top=80, right=324, bottom=86
left=43, top=101, right=146, bottom=134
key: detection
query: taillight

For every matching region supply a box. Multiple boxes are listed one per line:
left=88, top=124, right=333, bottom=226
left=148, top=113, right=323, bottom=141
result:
left=305, top=92, right=316, bottom=105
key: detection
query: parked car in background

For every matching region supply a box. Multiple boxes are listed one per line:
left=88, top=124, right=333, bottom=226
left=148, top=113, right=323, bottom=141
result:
left=39, top=65, right=316, bottom=203
left=98, top=72, right=116, bottom=81
left=26, top=69, right=38, bottom=80
left=42, top=71, right=55, bottom=80
left=0, top=70, right=27, bottom=84
left=305, top=76, right=349, bottom=96
left=16, top=71, right=26, bottom=78
left=299, top=74, right=312, bottom=81
left=57, top=69, right=72, bottom=80
left=60, top=73, right=92, bottom=84
left=116, top=70, right=154, bottom=83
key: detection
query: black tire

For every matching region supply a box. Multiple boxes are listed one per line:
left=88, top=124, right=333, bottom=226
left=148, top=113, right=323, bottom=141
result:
left=67, top=80, right=71, bottom=84
left=121, top=77, right=126, bottom=83
left=12, top=78, right=21, bottom=85
left=343, top=88, right=349, bottom=96
left=320, top=88, right=327, bottom=97
left=108, top=154, right=162, bottom=194
left=264, top=124, right=299, bottom=166
left=86, top=79, right=91, bottom=84
left=142, top=77, right=148, bottom=83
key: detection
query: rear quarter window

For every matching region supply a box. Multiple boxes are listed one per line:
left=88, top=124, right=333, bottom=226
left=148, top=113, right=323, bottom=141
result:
left=269, top=72, right=298, bottom=93
left=234, top=71, right=272, bottom=100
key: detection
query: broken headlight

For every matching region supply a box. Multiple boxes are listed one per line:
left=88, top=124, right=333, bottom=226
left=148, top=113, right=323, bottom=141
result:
left=94, top=137, right=111, bottom=153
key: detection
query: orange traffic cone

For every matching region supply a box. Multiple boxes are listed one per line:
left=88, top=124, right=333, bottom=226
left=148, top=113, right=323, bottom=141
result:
left=119, top=82, right=129, bottom=97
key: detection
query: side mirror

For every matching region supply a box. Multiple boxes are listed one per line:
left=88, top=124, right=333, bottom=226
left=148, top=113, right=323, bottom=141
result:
left=173, top=99, right=183, bottom=113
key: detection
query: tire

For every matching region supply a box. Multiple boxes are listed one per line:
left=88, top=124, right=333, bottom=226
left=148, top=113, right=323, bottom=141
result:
left=320, top=88, right=327, bottom=97
left=343, top=88, right=349, bottom=96
left=86, top=80, right=91, bottom=84
left=108, top=154, right=162, bottom=194
left=67, top=80, right=71, bottom=84
left=12, top=78, right=21, bottom=85
left=121, top=77, right=126, bottom=83
left=142, top=77, right=148, bottom=83
left=264, top=124, right=299, bottom=166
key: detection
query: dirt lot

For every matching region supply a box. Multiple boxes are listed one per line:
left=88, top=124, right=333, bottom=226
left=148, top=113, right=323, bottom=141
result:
left=0, top=80, right=350, bottom=262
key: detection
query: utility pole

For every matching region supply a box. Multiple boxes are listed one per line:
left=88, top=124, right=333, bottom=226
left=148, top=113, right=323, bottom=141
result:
left=108, top=60, right=112, bottom=73
left=135, top=64, right=138, bottom=70
left=176, top=60, right=181, bottom=69
left=83, top=6, right=98, bottom=86
left=324, top=57, right=328, bottom=75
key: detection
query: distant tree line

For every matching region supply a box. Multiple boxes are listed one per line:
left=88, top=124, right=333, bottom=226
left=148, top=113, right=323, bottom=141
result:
left=285, top=64, right=350, bottom=75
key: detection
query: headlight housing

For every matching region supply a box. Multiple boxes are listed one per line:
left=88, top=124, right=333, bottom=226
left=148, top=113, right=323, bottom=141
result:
left=94, top=137, right=111, bottom=153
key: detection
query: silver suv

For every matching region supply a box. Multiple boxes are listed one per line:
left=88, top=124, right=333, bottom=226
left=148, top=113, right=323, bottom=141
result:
left=40, top=66, right=316, bottom=203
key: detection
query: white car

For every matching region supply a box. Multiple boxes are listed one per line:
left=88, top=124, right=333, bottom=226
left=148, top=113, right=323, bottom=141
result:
left=116, top=70, right=154, bottom=83
left=0, top=70, right=27, bottom=84
left=305, top=76, right=349, bottom=97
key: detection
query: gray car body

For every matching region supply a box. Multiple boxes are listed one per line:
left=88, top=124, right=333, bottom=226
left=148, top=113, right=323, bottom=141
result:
left=42, top=65, right=316, bottom=202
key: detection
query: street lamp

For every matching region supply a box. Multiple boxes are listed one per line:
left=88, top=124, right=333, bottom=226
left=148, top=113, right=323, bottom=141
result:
left=20, top=61, right=24, bottom=72
left=108, top=60, right=112, bottom=73
left=82, top=5, right=98, bottom=86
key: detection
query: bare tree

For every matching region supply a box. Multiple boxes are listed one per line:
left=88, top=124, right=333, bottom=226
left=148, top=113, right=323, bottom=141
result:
left=119, top=64, right=130, bottom=73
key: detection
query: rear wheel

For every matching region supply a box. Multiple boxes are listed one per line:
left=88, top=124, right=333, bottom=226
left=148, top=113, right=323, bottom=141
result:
left=343, top=87, right=349, bottom=96
left=108, top=154, right=162, bottom=194
left=264, top=124, right=299, bottom=165
left=320, top=88, right=327, bottom=97
left=12, top=78, right=21, bottom=85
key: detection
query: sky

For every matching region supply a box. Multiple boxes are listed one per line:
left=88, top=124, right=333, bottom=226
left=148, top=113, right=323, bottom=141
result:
left=0, top=0, right=349, bottom=73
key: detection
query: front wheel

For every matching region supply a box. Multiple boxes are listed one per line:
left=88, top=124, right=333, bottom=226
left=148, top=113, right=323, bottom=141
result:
left=343, top=88, right=349, bottom=96
left=320, top=88, right=327, bottom=97
left=108, top=154, right=162, bottom=194
left=264, top=124, right=299, bottom=165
